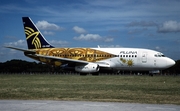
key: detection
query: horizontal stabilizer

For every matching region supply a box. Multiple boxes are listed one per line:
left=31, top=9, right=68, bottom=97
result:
left=5, top=46, right=36, bottom=54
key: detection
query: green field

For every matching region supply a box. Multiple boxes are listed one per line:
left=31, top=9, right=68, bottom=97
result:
left=0, top=74, right=180, bottom=104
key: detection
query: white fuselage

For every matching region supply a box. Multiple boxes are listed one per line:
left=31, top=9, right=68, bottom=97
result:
left=92, top=48, right=175, bottom=71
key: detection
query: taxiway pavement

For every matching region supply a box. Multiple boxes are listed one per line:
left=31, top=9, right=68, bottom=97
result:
left=0, top=100, right=179, bottom=111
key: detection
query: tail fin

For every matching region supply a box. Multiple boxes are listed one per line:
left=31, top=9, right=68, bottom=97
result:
left=22, top=17, right=54, bottom=49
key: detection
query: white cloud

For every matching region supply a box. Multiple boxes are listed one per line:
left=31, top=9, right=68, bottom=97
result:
left=158, top=20, right=180, bottom=33
left=104, top=37, right=114, bottom=42
left=73, top=34, right=114, bottom=42
left=155, top=46, right=160, bottom=50
left=49, top=40, right=69, bottom=47
left=43, top=31, right=54, bottom=35
left=36, top=20, right=64, bottom=30
left=155, top=46, right=167, bottom=52
left=74, top=34, right=102, bottom=41
left=4, top=40, right=26, bottom=47
left=73, top=26, right=87, bottom=34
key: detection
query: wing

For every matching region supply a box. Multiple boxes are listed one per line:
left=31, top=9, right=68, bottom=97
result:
left=34, top=54, right=110, bottom=67
left=36, top=54, right=89, bottom=64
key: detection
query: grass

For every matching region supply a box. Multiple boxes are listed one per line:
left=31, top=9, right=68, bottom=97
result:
left=0, top=74, right=180, bottom=104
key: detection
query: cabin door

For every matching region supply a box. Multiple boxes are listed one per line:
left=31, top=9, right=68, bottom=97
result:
left=142, top=52, right=147, bottom=63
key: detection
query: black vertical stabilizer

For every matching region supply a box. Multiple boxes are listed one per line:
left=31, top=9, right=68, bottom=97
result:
left=22, top=17, right=54, bottom=49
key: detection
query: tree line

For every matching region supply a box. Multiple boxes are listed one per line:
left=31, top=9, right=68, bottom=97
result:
left=0, top=59, right=179, bottom=75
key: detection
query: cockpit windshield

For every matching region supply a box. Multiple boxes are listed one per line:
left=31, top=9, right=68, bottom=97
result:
left=154, top=53, right=165, bottom=57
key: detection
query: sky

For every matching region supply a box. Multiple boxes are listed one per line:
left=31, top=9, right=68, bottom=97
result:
left=0, top=0, right=180, bottom=62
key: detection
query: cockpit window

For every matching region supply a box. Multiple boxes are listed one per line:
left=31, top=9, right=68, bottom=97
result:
left=154, top=53, right=165, bottom=57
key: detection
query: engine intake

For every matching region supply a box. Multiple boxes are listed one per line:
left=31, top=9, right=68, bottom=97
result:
left=75, top=63, right=99, bottom=73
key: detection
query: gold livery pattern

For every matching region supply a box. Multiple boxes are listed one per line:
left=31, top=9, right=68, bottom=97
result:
left=34, top=48, right=116, bottom=66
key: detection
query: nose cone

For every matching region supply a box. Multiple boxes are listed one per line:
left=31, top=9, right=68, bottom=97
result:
left=166, top=58, right=175, bottom=68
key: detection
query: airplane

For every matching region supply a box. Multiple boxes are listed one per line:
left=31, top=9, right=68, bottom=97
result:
left=6, top=17, right=175, bottom=75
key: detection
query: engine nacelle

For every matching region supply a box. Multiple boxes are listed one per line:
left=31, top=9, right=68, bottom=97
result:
left=149, top=70, right=160, bottom=74
left=75, top=63, right=100, bottom=73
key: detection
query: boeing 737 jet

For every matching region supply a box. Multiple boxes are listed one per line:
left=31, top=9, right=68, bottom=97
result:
left=6, top=17, right=175, bottom=75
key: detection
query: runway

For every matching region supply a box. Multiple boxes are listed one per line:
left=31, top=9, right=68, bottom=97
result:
left=0, top=100, right=179, bottom=111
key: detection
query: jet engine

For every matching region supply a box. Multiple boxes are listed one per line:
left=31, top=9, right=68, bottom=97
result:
left=75, top=63, right=100, bottom=73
